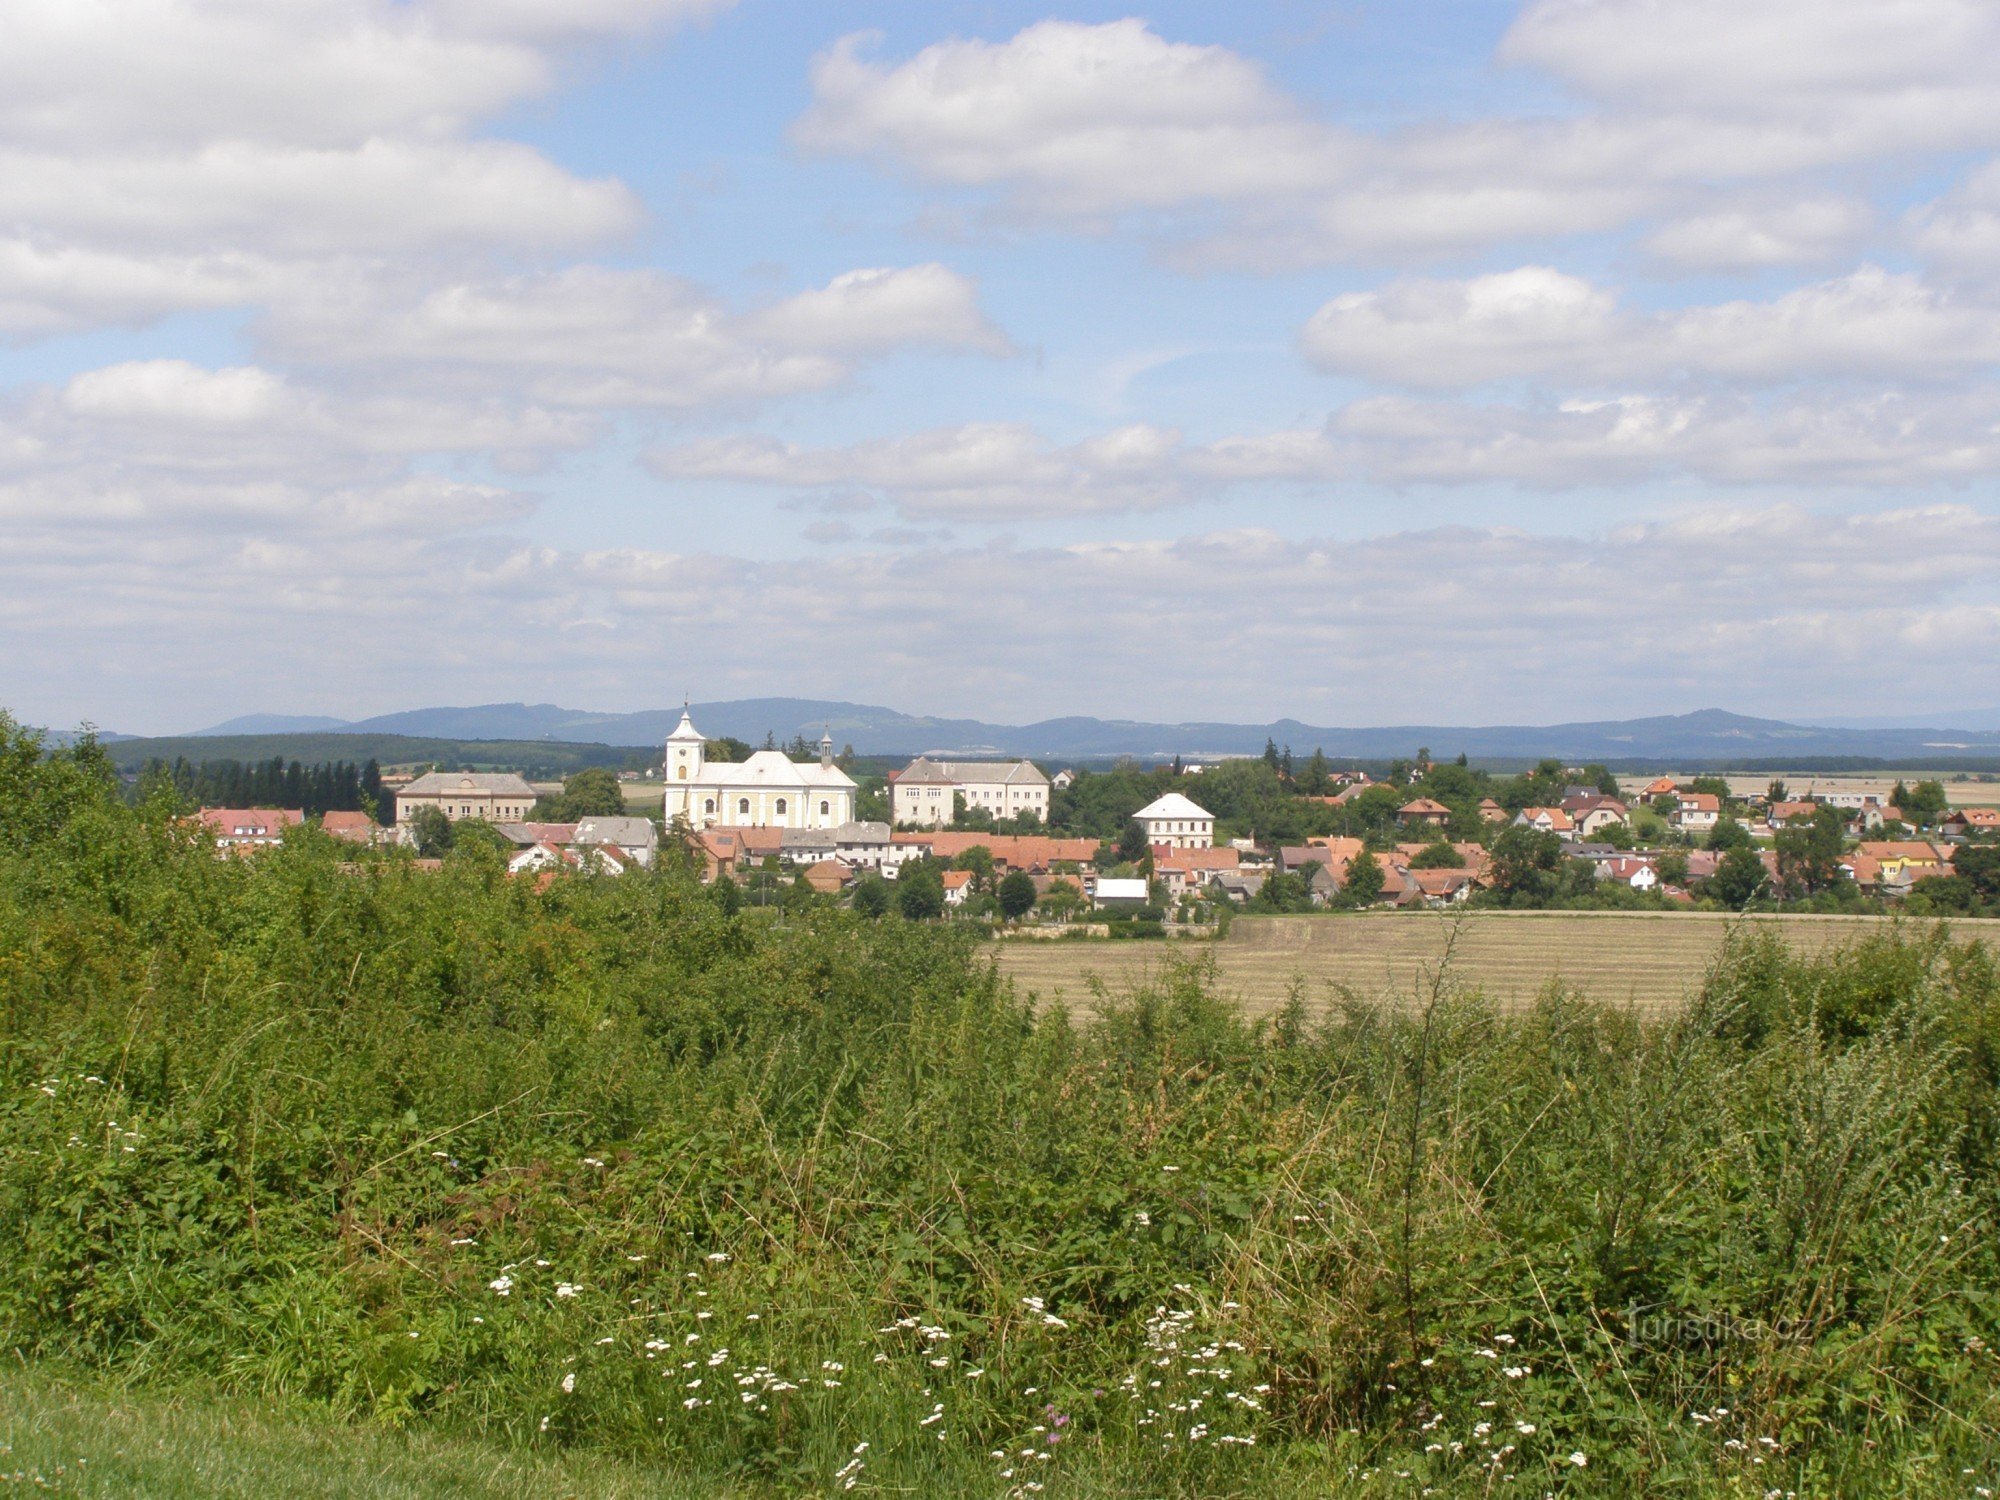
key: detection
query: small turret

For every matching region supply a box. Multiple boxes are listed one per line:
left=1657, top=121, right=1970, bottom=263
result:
left=819, top=728, right=835, bottom=768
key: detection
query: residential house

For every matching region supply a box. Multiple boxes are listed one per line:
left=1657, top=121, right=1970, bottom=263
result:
left=1478, top=798, right=1509, bottom=824
left=198, top=807, right=304, bottom=852
left=1133, top=792, right=1215, bottom=849
left=1152, top=844, right=1241, bottom=898
left=1594, top=853, right=1659, bottom=891
left=1671, top=792, right=1721, bottom=833
left=889, top=757, right=1050, bottom=826
left=1396, top=798, right=1452, bottom=829
left=1847, top=841, right=1951, bottom=897
left=890, top=831, right=1097, bottom=873
left=1404, top=868, right=1481, bottom=906
left=802, top=858, right=853, bottom=895
left=1515, top=806, right=1576, bottom=836
left=1943, top=808, right=2000, bottom=840
left=508, top=841, right=630, bottom=878
left=1050, top=769, right=1077, bottom=791
left=320, top=810, right=386, bottom=844
left=574, top=816, right=659, bottom=869
left=394, top=772, right=536, bottom=826
left=1766, top=800, right=1820, bottom=833
left=660, top=709, right=856, bottom=830
left=1558, top=794, right=1630, bottom=837
left=1639, top=776, right=1679, bottom=800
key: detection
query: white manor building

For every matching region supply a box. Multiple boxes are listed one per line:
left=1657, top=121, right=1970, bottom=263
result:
left=660, top=709, right=857, bottom=830
left=890, top=756, right=1050, bottom=827
left=1134, top=791, right=1215, bottom=849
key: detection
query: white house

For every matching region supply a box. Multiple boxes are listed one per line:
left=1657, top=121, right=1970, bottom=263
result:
left=1093, top=876, right=1151, bottom=908
left=574, top=816, right=659, bottom=869
left=1133, top=791, right=1215, bottom=849
left=660, top=709, right=857, bottom=830
left=890, top=757, right=1050, bottom=826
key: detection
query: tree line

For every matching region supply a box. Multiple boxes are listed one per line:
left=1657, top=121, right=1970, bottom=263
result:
left=132, top=755, right=382, bottom=816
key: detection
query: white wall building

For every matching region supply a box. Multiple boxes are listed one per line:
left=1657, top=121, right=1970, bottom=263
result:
left=891, top=757, right=1050, bottom=826
left=660, top=709, right=857, bottom=830
left=1134, top=792, right=1215, bottom=849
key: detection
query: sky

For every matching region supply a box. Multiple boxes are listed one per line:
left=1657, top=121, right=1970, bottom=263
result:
left=5, top=0, right=2000, bottom=735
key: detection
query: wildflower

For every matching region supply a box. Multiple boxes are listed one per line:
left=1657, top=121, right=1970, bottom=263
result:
left=1515, top=1421, right=1535, bottom=1435
left=555, top=1283, right=579, bottom=1299
left=1502, top=1365, right=1529, bottom=1379
left=539, top=1416, right=551, bottom=1431
left=706, top=1252, right=730, bottom=1262
left=561, top=1373, right=576, bottom=1394
left=487, top=1276, right=514, bottom=1296
left=1569, top=1453, right=1588, bottom=1467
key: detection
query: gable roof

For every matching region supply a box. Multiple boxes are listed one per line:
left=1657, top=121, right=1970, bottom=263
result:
left=400, top=771, right=536, bottom=797
left=898, top=756, right=1048, bottom=787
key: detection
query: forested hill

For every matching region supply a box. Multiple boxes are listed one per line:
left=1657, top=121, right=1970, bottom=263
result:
left=102, top=732, right=650, bottom=777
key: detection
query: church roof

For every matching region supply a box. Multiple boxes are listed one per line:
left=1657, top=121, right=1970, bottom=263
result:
left=686, top=750, right=856, bottom=789
left=667, top=709, right=705, bottom=743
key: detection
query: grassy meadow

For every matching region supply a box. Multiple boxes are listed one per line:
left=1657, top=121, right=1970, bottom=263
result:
left=4, top=719, right=2000, bottom=1497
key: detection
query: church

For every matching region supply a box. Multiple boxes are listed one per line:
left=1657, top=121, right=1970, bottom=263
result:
left=660, top=708, right=858, bottom=830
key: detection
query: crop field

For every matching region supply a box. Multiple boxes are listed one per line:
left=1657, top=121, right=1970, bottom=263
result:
left=994, top=911, right=2000, bottom=1016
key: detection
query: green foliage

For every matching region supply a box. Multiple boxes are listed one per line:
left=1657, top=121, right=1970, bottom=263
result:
left=997, top=870, right=1037, bottom=920
left=407, top=803, right=454, bottom=858
left=4, top=709, right=2000, bottom=1497
left=1705, top=815, right=1753, bottom=851
left=1409, top=841, right=1464, bottom=869
left=850, top=873, right=891, bottom=918
left=533, top=768, right=625, bottom=822
left=895, top=864, right=945, bottom=920
left=1709, top=845, right=1769, bottom=908
left=1775, top=804, right=1849, bottom=898
left=1900, top=779, right=1950, bottom=826
left=1338, top=850, right=1385, bottom=908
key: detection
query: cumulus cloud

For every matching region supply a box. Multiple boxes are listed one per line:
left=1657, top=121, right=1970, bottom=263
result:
left=264, top=263, right=1005, bottom=409
left=801, top=10, right=2000, bottom=266
left=1303, top=266, right=2000, bottom=386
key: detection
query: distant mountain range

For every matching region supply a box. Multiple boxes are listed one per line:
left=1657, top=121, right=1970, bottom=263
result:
left=168, top=700, right=2000, bottom=765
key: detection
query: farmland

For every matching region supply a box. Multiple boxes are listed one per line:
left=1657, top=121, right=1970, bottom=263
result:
left=994, top=910, right=2000, bottom=1015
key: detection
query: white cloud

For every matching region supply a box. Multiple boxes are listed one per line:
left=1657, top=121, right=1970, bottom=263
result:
left=1303, top=266, right=2000, bottom=386
left=1911, top=159, right=2000, bottom=278
left=266, top=263, right=1005, bottom=409
left=1643, top=197, right=1873, bottom=271
left=8, top=502, right=1998, bottom=732
left=796, top=22, right=1349, bottom=217
left=648, top=421, right=1188, bottom=517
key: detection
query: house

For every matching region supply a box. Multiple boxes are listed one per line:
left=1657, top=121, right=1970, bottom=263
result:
left=494, top=821, right=579, bottom=849
left=508, top=841, right=630, bottom=878
left=1558, top=794, right=1629, bottom=837
left=1478, top=798, right=1509, bottom=824
left=1050, top=769, right=1077, bottom=791
left=890, top=757, right=1050, bottom=827
left=1092, top=877, right=1151, bottom=910
left=1396, top=798, right=1452, bottom=829
left=1210, top=870, right=1268, bottom=903
left=1766, top=800, right=1820, bottom=833
left=1151, top=844, right=1241, bottom=897
left=1515, top=806, right=1576, bottom=836
left=890, top=831, right=1097, bottom=873
left=1594, top=854, right=1659, bottom=890
left=1849, top=841, right=1951, bottom=895
left=198, top=807, right=304, bottom=852
left=1133, top=792, right=1215, bottom=849
left=937, top=869, right=976, bottom=907
left=1404, top=868, right=1481, bottom=906
left=660, top=709, right=856, bottom=830
left=802, top=858, right=853, bottom=895
left=320, top=810, right=385, bottom=844
left=574, top=816, right=659, bottom=869
left=394, top=772, right=536, bottom=826
left=1943, top=808, right=2000, bottom=840
left=1671, top=792, right=1721, bottom=833
left=1640, top=776, right=1679, bottom=800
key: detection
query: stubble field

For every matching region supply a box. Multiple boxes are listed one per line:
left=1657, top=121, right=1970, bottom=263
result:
left=994, top=911, right=2000, bottom=1015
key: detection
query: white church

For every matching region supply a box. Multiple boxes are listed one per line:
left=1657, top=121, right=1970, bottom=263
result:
left=660, top=708, right=858, bottom=830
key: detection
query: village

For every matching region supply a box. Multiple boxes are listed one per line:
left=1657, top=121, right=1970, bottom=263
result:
left=188, top=705, right=2000, bottom=923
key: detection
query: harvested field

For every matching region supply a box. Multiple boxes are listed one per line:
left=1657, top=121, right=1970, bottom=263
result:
left=994, top=911, right=2000, bottom=1016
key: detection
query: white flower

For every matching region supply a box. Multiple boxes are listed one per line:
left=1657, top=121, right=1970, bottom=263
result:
left=706, top=1252, right=731, bottom=1262
left=554, top=1283, right=579, bottom=1299
left=560, top=1372, right=576, bottom=1394
left=1569, top=1452, right=1588, bottom=1467
left=487, top=1276, right=514, bottom=1296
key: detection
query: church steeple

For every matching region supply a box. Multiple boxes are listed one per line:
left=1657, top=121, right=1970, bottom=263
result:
left=666, top=704, right=705, bottom=782
left=819, top=727, right=835, bottom=768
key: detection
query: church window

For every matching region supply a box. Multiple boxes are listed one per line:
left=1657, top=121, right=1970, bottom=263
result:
left=820, top=801, right=830, bottom=816
left=738, top=798, right=750, bottom=816
left=775, top=798, right=787, bottom=816
left=677, top=766, right=687, bottom=780
left=704, top=799, right=715, bottom=815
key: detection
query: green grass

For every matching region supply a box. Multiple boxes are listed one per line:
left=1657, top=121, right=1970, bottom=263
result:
left=0, top=1367, right=717, bottom=1498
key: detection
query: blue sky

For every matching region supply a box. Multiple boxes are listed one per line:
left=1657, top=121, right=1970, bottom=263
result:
left=4, top=0, right=2000, bottom=734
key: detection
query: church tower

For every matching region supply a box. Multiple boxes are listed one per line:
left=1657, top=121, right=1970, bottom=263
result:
left=666, top=707, right=706, bottom=783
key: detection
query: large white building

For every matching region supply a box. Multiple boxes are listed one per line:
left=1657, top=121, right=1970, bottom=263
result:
left=1134, top=791, right=1215, bottom=849
left=890, top=756, right=1050, bottom=827
left=660, top=710, right=857, bottom=830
